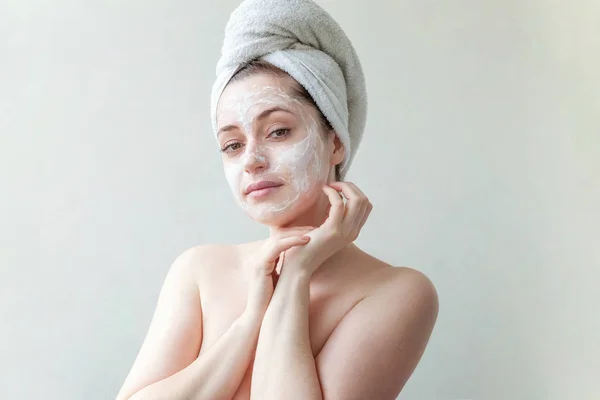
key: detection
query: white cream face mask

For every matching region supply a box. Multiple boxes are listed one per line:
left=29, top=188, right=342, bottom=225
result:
left=216, top=84, right=330, bottom=221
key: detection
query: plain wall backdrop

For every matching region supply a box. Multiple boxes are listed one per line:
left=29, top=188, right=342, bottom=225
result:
left=1, top=0, right=599, bottom=399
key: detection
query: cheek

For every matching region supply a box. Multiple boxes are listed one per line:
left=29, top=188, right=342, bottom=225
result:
left=276, top=131, right=327, bottom=190
left=224, top=162, right=242, bottom=195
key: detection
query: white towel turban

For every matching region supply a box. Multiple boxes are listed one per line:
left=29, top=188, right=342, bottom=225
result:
left=210, top=0, right=368, bottom=179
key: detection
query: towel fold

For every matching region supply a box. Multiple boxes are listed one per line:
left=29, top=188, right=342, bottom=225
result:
left=210, top=0, right=367, bottom=179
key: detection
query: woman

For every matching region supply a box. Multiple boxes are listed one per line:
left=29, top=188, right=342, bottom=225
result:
left=116, top=1, right=438, bottom=399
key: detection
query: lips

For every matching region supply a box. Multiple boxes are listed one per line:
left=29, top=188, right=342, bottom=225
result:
left=245, top=180, right=283, bottom=195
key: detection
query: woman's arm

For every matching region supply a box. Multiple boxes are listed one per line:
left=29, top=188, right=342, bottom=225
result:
left=126, top=311, right=262, bottom=400
left=116, top=246, right=265, bottom=400
left=250, top=269, right=322, bottom=400
left=250, top=263, right=439, bottom=400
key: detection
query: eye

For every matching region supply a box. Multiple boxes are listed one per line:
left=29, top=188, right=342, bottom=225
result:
left=268, top=128, right=291, bottom=139
left=220, top=141, right=244, bottom=153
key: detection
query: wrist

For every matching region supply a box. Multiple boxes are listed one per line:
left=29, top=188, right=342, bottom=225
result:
left=240, top=306, right=266, bottom=329
left=278, top=265, right=311, bottom=287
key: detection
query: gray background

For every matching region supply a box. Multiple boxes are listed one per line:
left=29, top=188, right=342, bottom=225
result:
left=1, top=0, right=599, bottom=399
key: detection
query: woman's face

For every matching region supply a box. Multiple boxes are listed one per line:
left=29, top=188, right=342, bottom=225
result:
left=216, top=73, right=336, bottom=226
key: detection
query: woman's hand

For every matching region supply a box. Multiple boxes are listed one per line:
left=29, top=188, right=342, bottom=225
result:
left=244, top=227, right=314, bottom=318
left=282, top=181, right=373, bottom=278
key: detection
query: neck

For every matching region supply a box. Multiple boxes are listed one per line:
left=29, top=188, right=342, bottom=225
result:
left=268, top=191, right=331, bottom=236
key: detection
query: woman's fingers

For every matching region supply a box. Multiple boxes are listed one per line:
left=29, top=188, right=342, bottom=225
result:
left=328, top=181, right=366, bottom=204
left=278, top=230, right=313, bottom=239
left=361, top=201, right=373, bottom=227
left=346, top=182, right=371, bottom=235
left=264, top=235, right=310, bottom=263
left=327, top=182, right=365, bottom=228
left=274, top=226, right=316, bottom=239
left=352, top=200, right=372, bottom=238
left=340, top=181, right=368, bottom=199
left=322, top=185, right=345, bottom=226
left=328, top=181, right=372, bottom=238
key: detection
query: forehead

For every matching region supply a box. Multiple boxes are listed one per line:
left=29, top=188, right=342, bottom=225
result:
left=216, top=74, right=308, bottom=123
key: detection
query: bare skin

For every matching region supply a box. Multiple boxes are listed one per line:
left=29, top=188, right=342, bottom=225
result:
left=115, top=72, right=439, bottom=400
left=115, top=238, right=438, bottom=400
left=204, top=242, right=407, bottom=399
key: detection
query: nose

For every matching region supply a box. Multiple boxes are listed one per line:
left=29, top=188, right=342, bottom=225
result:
left=243, top=143, right=268, bottom=174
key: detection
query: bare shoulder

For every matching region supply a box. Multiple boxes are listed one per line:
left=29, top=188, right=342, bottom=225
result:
left=385, top=266, right=437, bottom=298
left=338, top=249, right=440, bottom=328
left=315, top=259, right=439, bottom=398
left=172, top=242, right=248, bottom=272
left=357, top=255, right=439, bottom=319
left=177, top=242, right=240, bottom=261
left=115, top=244, right=243, bottom=400
left=352, top=248, right=437, bottom=297
left=170, top=241, right=262, bottom=283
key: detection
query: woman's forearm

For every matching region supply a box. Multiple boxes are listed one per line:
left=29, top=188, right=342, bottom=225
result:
left=251, top=269, right=323, bottom=400
left=129, top=310, right=263, bottom=400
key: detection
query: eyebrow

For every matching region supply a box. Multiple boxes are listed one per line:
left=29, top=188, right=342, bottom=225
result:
left=217, top=106, right=295, bottom=137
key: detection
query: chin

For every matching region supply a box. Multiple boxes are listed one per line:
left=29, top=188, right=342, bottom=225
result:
left=243, top=189, right=318, bottom=227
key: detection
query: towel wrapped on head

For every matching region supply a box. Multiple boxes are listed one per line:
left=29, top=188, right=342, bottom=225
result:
left=210, top=0, right=367, bottom=179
